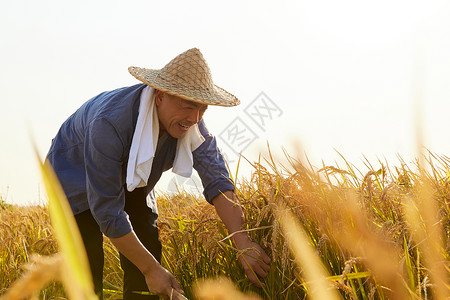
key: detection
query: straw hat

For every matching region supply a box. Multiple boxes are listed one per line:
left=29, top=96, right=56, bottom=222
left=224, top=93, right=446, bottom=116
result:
left=128, top=48, right=240, bottom=107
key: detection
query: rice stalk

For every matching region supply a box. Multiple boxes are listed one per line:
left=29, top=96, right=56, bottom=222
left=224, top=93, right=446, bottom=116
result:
left=402, top=180, right=450, bottom=299
left=278, top=208, right=342, bottom=300
left=32, top=139, right=97, bottom=299
left=2, top=148, right=450, bottom=299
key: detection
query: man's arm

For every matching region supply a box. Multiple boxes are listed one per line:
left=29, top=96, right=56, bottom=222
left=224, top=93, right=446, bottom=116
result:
left=110, top=231, right=184, bottom=298
left=84, top=119, right=184, bottom=299
left=212, top=191, right=271, bottom=288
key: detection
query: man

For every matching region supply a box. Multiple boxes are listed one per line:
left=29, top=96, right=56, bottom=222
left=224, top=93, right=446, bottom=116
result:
left=47, top=48, right=271, bottom=300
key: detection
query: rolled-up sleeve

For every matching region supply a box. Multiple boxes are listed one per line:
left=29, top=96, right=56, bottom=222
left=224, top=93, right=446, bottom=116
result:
left=84, top=118, right=132, bottom=238
left=193, top=120, right=235, bottom=204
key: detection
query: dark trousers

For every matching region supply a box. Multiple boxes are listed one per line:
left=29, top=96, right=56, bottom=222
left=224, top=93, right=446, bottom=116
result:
left=75, top=188, right=161, bottom=299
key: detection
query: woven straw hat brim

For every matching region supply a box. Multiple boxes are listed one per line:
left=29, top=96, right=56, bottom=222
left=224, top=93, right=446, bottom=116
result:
left=129, top=66, right=240, bottom=107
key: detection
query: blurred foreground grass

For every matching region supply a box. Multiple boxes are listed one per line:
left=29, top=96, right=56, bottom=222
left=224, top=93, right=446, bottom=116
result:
left=1, top=151, right=449, bottom=299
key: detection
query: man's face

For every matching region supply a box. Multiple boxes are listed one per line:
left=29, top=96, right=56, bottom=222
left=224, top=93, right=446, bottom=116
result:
left=155, top=91, right=208, bottom=138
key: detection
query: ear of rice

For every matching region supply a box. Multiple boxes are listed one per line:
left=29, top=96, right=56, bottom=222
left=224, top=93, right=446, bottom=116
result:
left=0, top=254, right=62, bottom=300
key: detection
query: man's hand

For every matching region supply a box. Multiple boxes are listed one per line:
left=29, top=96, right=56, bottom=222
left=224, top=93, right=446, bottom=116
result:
left=110, top=231, right=185, bottom=299
left=212, top=191, right=272, bottom=288
left=143, top=264, right=185, bottom=299
left=233, top=233, right=271, bottom=288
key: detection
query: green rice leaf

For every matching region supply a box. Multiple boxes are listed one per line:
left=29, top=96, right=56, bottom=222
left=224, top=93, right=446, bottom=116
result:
left=327, top=271, right=371, bottom=282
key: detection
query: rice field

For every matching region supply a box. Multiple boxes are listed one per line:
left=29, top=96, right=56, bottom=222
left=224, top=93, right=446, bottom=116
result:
left=1, top=151, right=449, bottom=299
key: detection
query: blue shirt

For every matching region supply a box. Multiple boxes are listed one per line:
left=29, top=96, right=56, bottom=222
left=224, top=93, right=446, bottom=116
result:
left=46, top=84, right=234, bottom=238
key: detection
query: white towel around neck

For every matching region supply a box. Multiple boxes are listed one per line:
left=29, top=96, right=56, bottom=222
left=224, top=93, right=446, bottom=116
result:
left=126, top=86, right=205, bottom=192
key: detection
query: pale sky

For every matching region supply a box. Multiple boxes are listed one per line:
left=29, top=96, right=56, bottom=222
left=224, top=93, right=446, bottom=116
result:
left=1, top=0, right=449, bottom=205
